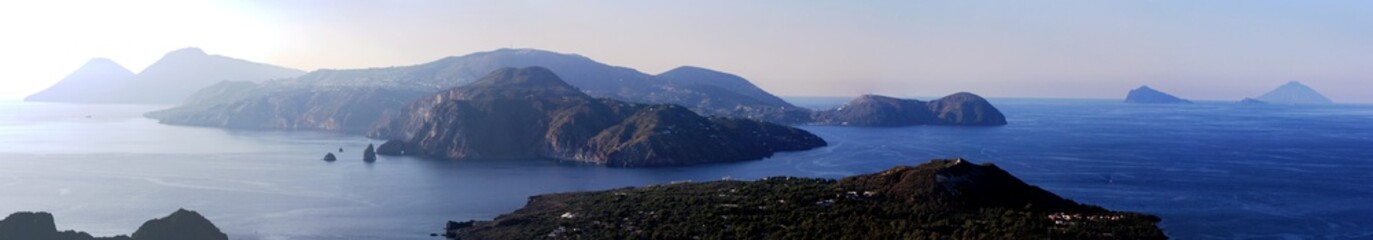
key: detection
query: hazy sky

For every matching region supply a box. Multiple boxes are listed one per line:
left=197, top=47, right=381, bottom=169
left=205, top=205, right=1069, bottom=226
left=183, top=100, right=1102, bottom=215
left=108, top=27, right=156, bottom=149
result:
left=2, top=0, right=1370, bottom=102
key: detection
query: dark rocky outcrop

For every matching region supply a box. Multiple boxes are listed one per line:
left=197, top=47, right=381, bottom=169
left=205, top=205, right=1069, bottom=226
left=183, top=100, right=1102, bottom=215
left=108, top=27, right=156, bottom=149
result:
left=370, top=67, right=826, bottom=167
left=0, top=209, right=224, bottom=240
left=323, top=153, right=337, bottom=161
left=444, top=159, right=1164, bottom=239
left=375, top=140, right=412, bottom=156
left=149, top=49, right=802, bottom=132
left=27, top=48, right=304, bottom=105
left=129, top=209, right=227, bottom=240
left=363, top=144, right=377, bottom=162
left=812, top=93, right=1006, bottom=127
left=1254, top=81, right=1333, bottom=104
left=1124, top=86, right=1191, bottom=104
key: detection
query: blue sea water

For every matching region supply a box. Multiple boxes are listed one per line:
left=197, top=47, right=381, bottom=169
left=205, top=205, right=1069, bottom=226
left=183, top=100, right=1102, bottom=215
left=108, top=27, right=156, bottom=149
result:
left=0, top=99, right=1370, bottom=239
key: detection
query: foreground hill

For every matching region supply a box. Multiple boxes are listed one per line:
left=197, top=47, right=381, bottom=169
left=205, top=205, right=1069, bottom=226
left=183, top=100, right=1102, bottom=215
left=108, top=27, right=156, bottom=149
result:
left=26, top=48, right=305, bottom=105
left=812, top=93, right=1007, bottom=127
left=0, top=209, right=226, bottom=240
left=370, top=67, right=826, bottom=167
left=149, top=49, right=804, bottom=133
left=443, top=159, right=1164, bottom=239
left=1125, top=86, right=1191, bottom=104
left=1254, top=81, right=1332, bottom=104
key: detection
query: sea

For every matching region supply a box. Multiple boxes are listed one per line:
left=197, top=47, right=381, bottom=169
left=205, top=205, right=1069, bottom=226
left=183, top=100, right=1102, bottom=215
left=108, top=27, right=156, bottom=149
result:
left=0, top=99, right=1369, bottom=240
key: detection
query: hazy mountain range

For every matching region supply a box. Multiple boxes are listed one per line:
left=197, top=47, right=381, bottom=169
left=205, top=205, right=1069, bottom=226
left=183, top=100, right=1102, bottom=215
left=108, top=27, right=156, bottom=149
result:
left=25, top=48, right=305, bottom=104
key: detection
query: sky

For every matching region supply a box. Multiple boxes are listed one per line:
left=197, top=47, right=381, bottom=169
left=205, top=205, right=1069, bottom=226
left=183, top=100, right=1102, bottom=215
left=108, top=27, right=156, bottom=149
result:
left=1, top=0, right=1370, bottom=102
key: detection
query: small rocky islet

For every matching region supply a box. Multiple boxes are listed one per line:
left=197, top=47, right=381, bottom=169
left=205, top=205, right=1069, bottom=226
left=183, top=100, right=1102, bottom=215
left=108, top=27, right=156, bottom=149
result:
left=1124, top=85, right=1191, bottom=104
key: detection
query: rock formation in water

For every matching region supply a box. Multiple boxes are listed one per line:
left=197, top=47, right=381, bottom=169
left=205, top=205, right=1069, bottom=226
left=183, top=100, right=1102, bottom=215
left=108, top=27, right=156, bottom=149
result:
left=1254, top=81, right=1333, bottom=104
left=812, top=93, right=1006, bottom=127
left=443, top=159, right=1165, bottom=239
left=0, top=209, right=225, bottom=240
left=323, top=153, right=337, bottom=161
left=369, top=67, right=826, bottom=167
left=24, top=58, right=137, bottom=103
left=27, top=48, right=304, bottom=104
left=363, top=144, right=377, bottom=162
left=148, top=49, right=804, bottom=133
left=1124, top=86, right=1191, bottom=104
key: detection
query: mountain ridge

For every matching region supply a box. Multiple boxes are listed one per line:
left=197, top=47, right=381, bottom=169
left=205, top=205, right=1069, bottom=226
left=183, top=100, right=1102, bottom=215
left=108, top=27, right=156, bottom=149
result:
left=1125, top=85, right=1191, bottom=104
left=368, top=67, right=827, bottom=167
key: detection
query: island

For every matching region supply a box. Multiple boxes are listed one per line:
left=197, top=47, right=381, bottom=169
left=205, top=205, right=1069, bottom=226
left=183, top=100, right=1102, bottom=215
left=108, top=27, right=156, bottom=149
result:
left=370, top=67, right=827, bottom=167
left=442, top=159, right=1165, bottom=239
left=1124, top=85, right=1191, bottom=104
left=0, top=209, right=227, bottom=240
left=147, top=48, right=1006, bottom=133
left=812, top=93, right=1007, bottom=127
left=1254, top=81, right=1333, bottom=104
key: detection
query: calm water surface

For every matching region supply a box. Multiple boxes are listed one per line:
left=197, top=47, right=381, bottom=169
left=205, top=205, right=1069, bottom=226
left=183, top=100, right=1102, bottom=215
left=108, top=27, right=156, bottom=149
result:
left=0, top=99, right=1370, bottom=239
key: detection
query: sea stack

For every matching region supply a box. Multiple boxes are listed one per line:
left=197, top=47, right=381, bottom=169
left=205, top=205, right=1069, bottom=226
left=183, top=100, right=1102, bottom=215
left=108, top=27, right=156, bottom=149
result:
left=1125, top=86, right=1191, bottom=104
left=323, top=153, right=337, bottom=161
left=1254, top=81, right=1333, bottom=104
left=363, top=144, right=377, bottom=162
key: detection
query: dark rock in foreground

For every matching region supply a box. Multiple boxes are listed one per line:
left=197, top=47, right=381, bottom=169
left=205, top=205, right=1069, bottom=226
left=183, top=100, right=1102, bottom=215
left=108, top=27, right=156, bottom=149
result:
left=444, top=159, right=1165, bottom=239
left=376, top=140, right=411, bottom=156
left=0, top=209, right=225, bottom=240
left=130, top=209, right=228, bottom=240
left=370, top=67, right=826, bottom=167
left=1254, top=81, right=1333, bottom=104
left=323, top=153, right=337, bottom=161
left=1125, top=86, right=1191, bottom=104
left=812, top=93, right=1007, bottom=127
